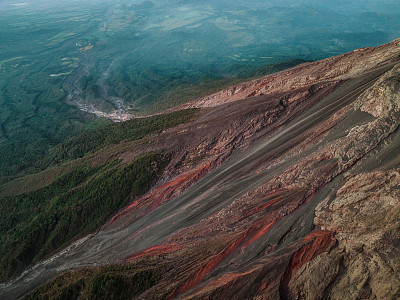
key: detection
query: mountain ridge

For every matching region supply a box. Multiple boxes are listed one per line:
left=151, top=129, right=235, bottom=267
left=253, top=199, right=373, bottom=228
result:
left=1, top=40, right=400, bottom=299
left=182, top=38, right=400, bottom=109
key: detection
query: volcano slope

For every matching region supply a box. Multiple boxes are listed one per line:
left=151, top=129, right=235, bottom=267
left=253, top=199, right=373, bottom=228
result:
left=1, top=39, right=400, bottom=299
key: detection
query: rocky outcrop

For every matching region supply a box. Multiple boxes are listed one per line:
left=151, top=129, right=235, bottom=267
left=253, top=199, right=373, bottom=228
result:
left=287, top=169, right=400, bottom=300
left=355, top=63, right=400, bottom=118
left=286, top=63, right=400, bottom=300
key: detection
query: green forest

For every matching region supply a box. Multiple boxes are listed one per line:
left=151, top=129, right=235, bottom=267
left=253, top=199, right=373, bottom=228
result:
left=0, top=153, right=169, bottom=282
left=25, top=265, right=163, bottom=300
left=0, top=108, right=198, bottom=283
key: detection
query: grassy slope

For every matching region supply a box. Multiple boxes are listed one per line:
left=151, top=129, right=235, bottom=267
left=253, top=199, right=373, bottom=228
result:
left=25, top=265, right=164, bottom=300
left=0, top=109, right=198, bottom=283
left=47, top=109, right=198, bottom=163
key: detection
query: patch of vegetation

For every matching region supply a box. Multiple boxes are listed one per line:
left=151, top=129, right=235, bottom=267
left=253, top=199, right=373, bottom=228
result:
left=48, top=109, right=198, bottom=163
left=245, top=59, right=308, bottom=77
left=25, top=265, right=162, bottom=300
left=0, top=153, right=170, bottom=283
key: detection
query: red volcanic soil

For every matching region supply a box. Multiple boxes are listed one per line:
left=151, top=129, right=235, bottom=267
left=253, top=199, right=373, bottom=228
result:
left=279, top=231, right=336, bottom=299
left=169, top=220, right=278, bottom=299
left=108, top=162, right=214, bottom=226
left=125, top=244, right=184, bottom=261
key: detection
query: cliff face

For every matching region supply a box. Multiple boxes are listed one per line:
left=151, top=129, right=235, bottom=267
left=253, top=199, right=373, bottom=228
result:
left=2, top=40, right=400, bottom=300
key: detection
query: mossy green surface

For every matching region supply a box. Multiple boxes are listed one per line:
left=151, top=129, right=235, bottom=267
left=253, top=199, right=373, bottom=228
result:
left=25, top=265, right=162, bottom=300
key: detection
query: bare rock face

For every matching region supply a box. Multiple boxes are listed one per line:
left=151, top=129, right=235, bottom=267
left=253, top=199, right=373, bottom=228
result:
left=355, top=63, right=400, bottom=118
left=288, top=169, right=400, bottom=300
left=316, top=170, right=400, bottom=249
left=287, top=252, right=341, bottom=300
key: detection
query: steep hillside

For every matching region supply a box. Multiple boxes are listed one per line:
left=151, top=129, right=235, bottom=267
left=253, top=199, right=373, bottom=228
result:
left=1, top=39, right=400, bottom=299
